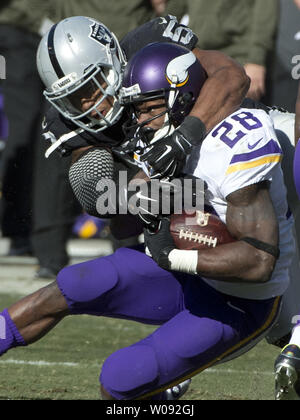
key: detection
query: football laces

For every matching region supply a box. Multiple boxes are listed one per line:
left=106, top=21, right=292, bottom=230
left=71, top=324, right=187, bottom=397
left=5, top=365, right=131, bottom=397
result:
left=179, top=229, right=218, bottom=247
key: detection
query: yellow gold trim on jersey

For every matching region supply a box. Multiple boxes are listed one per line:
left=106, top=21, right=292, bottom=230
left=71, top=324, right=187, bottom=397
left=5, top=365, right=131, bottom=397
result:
left=226, top=155, right=282, bottom=175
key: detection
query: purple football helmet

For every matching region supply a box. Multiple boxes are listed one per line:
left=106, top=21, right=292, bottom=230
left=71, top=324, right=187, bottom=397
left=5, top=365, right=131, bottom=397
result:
left=120, top=42, right=207, bottom=136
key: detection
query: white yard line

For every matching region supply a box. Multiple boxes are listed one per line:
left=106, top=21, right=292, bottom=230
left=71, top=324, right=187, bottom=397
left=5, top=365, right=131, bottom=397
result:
left=0, top=359, right=78, bottom=367
left=0, top=358, right=274, bottom=376
left=204, top=367, right=274, bottom=376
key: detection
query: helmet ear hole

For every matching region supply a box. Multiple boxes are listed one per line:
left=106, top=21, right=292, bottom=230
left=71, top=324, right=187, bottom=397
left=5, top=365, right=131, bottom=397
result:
left=140, top=126, right=156, bottom=144
left=178, top=92, right=193, bottom=107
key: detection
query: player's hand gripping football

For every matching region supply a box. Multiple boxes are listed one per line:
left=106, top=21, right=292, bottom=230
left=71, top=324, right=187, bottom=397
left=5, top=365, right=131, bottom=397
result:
left=144, top=217, right=176, bottom=270
left=141, top=116, right=206, bottom=179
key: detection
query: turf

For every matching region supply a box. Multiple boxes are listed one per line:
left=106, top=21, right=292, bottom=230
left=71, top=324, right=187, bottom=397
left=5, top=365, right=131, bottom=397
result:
left=0, top=293, right=280, bottom=400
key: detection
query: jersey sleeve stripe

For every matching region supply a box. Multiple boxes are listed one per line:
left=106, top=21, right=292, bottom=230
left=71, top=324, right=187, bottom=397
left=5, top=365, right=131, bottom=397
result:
left=230, top=139, right=282, bottom=165
left=226, top=155, right=282, bottom=175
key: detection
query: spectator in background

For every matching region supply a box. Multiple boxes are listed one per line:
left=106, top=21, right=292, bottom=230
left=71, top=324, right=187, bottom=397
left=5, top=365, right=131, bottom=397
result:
left=150, top=0, right=167, bottom=15
left=185, top=0, right=278, bottom=102
left=54, top=0, right=186, bottom=40
left=267, top=0, right=300, bottom=112
left=0, top=0, right=61, bottom=258
left=0, top=1, right=84, bottom=280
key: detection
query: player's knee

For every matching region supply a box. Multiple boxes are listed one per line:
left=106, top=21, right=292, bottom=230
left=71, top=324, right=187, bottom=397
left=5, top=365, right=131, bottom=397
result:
left=56, top=258, right=119, bottom=311
left=169, top=316, right=225, bottom=360
left=100, top=345, right=159, bottom=399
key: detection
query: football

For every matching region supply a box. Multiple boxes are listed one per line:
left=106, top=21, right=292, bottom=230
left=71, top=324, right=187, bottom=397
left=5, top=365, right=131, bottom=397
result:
left=170, top=210, right=235, bottom=250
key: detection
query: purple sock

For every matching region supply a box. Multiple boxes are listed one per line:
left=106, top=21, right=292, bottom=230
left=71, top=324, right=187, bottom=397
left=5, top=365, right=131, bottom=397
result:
left=0, top=309, right=27, bottom=356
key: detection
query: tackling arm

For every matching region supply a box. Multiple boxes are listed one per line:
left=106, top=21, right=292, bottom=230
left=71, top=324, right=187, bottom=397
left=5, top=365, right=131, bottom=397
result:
left=191, top=49, right=250, bottom=133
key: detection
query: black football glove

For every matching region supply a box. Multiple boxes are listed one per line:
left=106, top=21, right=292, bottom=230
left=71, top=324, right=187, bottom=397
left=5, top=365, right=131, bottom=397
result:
left=112, top=142, right=139, bottom=170
left=141, top=116, right=206, bottom=179
left=126, top=178, right=182, bottom=231
left=124, top=175, right=205, bottom=231
left=144, top=217, right=176, bottom=270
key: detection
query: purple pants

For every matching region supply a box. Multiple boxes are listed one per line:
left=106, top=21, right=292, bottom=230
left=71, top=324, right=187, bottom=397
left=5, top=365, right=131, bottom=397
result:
left=57, top=245, right=281, bottom=399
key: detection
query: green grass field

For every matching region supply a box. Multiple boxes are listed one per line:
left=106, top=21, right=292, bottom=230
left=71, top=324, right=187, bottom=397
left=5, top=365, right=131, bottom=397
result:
left=0, top=293, right=280, bottom=400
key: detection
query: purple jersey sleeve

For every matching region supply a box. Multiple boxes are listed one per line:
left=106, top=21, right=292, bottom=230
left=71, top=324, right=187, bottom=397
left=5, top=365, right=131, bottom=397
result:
left=120, top=15, right=198, bottom=60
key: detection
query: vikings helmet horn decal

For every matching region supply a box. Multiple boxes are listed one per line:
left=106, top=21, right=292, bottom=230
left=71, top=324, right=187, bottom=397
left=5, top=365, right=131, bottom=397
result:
left=165, top=51, right=197, bottom=87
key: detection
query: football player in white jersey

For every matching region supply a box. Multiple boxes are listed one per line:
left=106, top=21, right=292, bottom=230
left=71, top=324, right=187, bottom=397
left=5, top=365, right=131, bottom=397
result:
left=120, top=42, right=300, bottom=400
left=121, top=42, right=293, bottom=301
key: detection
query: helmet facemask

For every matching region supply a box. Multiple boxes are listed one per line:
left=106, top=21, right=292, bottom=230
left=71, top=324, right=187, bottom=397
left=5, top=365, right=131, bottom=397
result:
left=121, top=78, right=194, bottom=146
left=45, top=67, right=122, bottom=132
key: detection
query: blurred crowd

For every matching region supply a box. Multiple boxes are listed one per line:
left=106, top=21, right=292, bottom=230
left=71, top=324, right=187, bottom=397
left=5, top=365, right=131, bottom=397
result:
left=0, top=0, right=299, bottom=279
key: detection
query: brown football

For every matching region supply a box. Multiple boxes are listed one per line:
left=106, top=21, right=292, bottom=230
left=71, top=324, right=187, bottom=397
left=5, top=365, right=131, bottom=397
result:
left=170, top=210, right=235, bottom=250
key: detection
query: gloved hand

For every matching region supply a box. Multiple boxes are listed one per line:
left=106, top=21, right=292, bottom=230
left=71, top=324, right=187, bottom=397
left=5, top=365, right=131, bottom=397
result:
left=126, top=175, right=205, bottom=231
left=143, top=217, right=176, bottom=270
left=141, top=116, right=206, bottom=179
left=126, top=178, right=181, bottom=231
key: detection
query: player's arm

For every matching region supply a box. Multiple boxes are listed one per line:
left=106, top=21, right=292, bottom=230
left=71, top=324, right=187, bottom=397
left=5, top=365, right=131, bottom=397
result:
left=70, top=146, right=149, bottom=239
left=193, top=181, right=278, bottom=282
left=191, top=49, right=250, bottom=133
left=144, top=181, right=279, bottom=283
left=295, top=82, right=300, bottom=145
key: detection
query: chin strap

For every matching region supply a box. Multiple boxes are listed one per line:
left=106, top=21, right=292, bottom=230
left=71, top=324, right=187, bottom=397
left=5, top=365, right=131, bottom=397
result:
left=149, top=79, right=178, bottom=145
left=150, top=119, right=176, bottom=145
left=148, top=74, right=180, bottom=145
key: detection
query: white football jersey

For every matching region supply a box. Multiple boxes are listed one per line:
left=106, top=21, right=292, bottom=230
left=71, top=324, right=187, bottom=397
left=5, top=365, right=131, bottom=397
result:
left=184, top=108, right=295, bottom=300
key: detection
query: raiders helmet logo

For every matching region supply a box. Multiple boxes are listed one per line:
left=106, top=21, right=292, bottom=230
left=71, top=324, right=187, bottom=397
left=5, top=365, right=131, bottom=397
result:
left=89, top=22, right=113, bottom=47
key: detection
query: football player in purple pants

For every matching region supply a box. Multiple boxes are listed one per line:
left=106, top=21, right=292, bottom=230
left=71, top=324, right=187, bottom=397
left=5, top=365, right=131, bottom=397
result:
left=0, top=22, right=294, bottom=399
left=0, top=15, right=251, bottom=400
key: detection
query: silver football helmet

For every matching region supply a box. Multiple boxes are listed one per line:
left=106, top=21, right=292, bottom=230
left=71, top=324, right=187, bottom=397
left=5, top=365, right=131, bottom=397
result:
left=36, top=16, right=127, bottom=133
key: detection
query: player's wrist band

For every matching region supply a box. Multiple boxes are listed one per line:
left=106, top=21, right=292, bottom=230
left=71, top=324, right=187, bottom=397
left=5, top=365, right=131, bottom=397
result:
left=168, top=249, right=198, bottom=274
left=178, top=116, right=207, bottom=146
